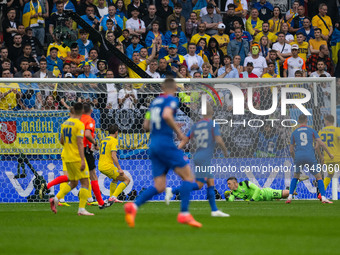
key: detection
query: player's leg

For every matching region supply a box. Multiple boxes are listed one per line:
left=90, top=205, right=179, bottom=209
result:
left=78, top=177, right=94, bottom=215
left=314, top=172, right=332, bottom=203
left=207, top=178, right=229, bottom=217
left=40, top=160, right=69, bottom=199
left=124, top=174, right=166, bottom=228
left=165, top=180, right=201, bottom=205
left=323, top=163, right=336, bottom=191
left=110, top=180, right=118, bottom=197
left=174, top=164, right=202, bottom=227
left=282, top=190, right=289, bottom=198
left=109, top=173, right=131, bottom=202
left=86, top=148, right=105, bottom=207
left=286, top=171, right=300, bottom=203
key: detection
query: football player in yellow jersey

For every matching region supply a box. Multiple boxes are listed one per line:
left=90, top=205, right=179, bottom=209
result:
left=98, top=124, right=130, bottom=203
left=40, top=107, right=75, bottom=206
left=318, top=115, right=340, bottom=198
left=49, top=102, right=94, bottom=216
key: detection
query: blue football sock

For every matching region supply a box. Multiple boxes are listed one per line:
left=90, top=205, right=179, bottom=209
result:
left=207, top=186, right=218, bottom=212
left=318, top=179, right=326, bottom=197
left=289, top=178, right=299, bottom=195
left=180, top=181, right=193, bottom=212
left=135, top=186, right=159, bottom=207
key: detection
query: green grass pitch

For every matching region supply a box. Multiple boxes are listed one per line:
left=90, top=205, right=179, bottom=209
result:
left=0, top=200, right=339, bottom=255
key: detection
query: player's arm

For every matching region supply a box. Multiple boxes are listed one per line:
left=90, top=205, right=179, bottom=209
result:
left=315, top=141, right=324, bottom=164
left=178, top=130, right=190, bottom=149
left=163, top=106, right=185, bottom=140
left=77, top=136, right=86, bottom=171
left=111, top=150, right=123, bottom=174
left=316, top=138, right=334, bottom=159
left=60, top=128, right=64, bottom=145
left=225, top=191, right=235, bottom=202
left=215, top=136, right=228, bottom=157
left=143, top=110, right=151, bottom=131
left=85, top=129, right=98, bottom=148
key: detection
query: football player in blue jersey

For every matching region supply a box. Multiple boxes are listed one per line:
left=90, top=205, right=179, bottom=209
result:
left=124, top=78, right=202, bottom=228
left=165, top=104, right=230, bottom=217
left=287, top=114, right=334, bottom=204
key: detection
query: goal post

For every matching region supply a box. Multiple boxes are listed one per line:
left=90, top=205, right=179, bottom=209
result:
left=0, top=77, right=338, bottom=203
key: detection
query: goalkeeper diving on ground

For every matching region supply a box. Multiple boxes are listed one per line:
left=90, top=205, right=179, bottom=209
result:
left=224, top=177, right=290, bottom=201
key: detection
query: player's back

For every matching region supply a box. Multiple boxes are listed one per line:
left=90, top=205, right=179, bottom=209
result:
left=291, top=125, right=318, bottom=158
left=319, top=125, right=340, bottom=162
left=80, top=114, right=95, bottom=147
left=190, top=119, right=218, bottom=165
left=98, top=136, right=118, bottom=170
left=61, top=118, right=85, bottom=162
left=149, top=94, right=179, bottom=145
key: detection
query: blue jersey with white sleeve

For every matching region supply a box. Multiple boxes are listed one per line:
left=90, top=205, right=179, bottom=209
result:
left=147, top=94, right=187, bottom=177
left=188, top=119, right=220, bottom=166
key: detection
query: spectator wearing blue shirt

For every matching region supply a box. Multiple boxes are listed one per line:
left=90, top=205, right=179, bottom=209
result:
left=217, top=55, right=239, bottom=78
left=76, top=29, right=94, bottom=59
left=78, top=61, right=97, bottom=79
left=296, top=17, right=315, bottom=42
left=253, top=0, right=274, bottom=22
left=229, top=20, right=253, bottom=44
left=100, top=5, right=124, bottom=32
left=126, top=35, right=144, bottom=59
left=46, top=47, right=64, bottom=77
left=80, top=6, right=100, bottom=29
left=164, top=20, right=187, bottom=47
left=289, top=5, right=305, bottom=35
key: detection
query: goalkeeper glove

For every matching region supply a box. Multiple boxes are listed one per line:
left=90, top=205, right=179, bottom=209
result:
left=224, top=191, right=231, bottom=201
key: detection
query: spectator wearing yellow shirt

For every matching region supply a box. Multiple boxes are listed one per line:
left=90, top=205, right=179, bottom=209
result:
left=312, top=3, right=333, bottom=42
left=127, top=40, right=156, bottom=88
left=254, top=22, right=278, bottom=44
left=290, top=32, right=309, bottom=61
left=262, top=62, right=280, bottom=78
left=212, top=24, right=229, bottom=56
left=0, top=69, right=23, bottom=110
left=309, top=28, right=327, bottom=55
left=47, top=39, right=70, bottom=61
left=268, top=7, right=284, bottom=35
left=246, top=8, right=263, bottom=36
left=190, top=23, right=211, bottom=45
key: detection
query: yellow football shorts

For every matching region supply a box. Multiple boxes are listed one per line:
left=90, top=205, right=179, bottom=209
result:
left=66, top=161, right=90, bottom=181
left=99, top=166, right=119, bottom=180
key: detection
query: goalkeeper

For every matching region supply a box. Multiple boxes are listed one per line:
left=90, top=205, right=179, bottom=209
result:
left=224, top=177, right=289, bottom=201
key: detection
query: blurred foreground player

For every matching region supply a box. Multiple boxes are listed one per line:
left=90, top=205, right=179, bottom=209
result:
left=124, top=78, right=202, bottom=228
left=165, top=104, right=230, bottom=217
left=318, top=114, right=340, bottom=199
left=287, top=114, right=333, bottom=204
left=225, top=177, right=289, bottom=201
left=49, top=102, right=94, bottom=216
left=98, top=124, right=130, bottom=203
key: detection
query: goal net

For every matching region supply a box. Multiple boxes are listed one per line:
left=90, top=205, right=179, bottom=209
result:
left=0, top=77, right=338, bottom=203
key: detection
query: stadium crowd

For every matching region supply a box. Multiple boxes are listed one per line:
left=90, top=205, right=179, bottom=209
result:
left=0, top=0, right=339, bottom=111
